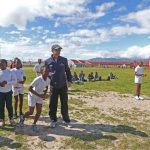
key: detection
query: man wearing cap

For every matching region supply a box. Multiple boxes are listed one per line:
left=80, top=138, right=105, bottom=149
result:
left=44, top=44, right=72, bottom=128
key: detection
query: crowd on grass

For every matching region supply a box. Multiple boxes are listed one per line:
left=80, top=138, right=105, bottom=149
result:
left=72, top=70, right=117, bottom=84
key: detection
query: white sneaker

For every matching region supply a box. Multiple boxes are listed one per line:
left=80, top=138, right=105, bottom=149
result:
left=67, top=122, right=73, bottom=128
left=62, top=121, right=73, bottom=128
left=135, top=96, right=140, bottom=100
left=50, top=121, right=57, bottom=128
left=139, top=96, right=144, bottom=100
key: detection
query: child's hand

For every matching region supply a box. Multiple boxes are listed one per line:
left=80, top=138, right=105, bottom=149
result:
left=38, top=94, right=45, bottom=99
left=0, top=81, right=7, bottom=87
left=39, top=94, right=49, bottom=99
left=43, top=94, right=49, bottom=100
left=18, top=81, right=24, bottom=84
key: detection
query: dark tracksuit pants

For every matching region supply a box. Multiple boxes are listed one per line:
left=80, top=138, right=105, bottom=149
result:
left=0, top=91, right=13, bottom=120
left=49, top=86, right=70, bottom=122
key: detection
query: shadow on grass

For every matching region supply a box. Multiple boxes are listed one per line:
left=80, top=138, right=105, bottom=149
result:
left=1, top=124, right=56, bottom=143
left=1, top=117, right=148, bottom=144
left=0, top=136, right=22, bottom=149
left=39, top=117, right=148, bottom=141
left=68, top=89, right=85, bottom=93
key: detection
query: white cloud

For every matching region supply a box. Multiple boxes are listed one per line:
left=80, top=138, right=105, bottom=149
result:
left=6, top=31, right=21, bottom=35
left=0, top=36, right=150, bottom=60
left=0, top=1, right=149, bottom=60
left=31, top=26, right=44, bottom=31
left=54, top=2, right=115, bottom=27
left=66, top=44, right=150, bottom=59
left=0, top=39, right=50, bottom=60
left=0, top=0, right=88, bottom=29
left=136, top=0, right=150, bottom=10
left=119, top=9, right=150, bottom=32
left=54, top=21, right=60, bottom=28
left=0, top=0, right=115, bottom=29
left=120, top=45, right=150, bottom=58
left=17, top=37, right=31, bottom=45
left=96, top=2, right=115, bottom=12
left=114, top=6, right=127, bottom=12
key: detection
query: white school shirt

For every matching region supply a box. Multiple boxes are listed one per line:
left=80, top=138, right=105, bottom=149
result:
left=135, top=65, right=143, bottom=83
left=29, top=75, right=50, bottom=100
left=12, top=68, right=25, bottom=88
left=0, top=69, right=17, bottom=93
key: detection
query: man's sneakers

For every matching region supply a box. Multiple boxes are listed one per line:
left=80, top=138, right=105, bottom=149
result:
left=19, top=115, right=24, bottom=126
left=62, top=121, right=73, bottom=128
left=139, top=96, right=144, bottom=100
left=50, top=120, right=73, bottom=128
left=135, top=96, right=140, bottom=100
left=135, top=96, right=144, bottom=100
left=50, top=121, right=57, bottom=128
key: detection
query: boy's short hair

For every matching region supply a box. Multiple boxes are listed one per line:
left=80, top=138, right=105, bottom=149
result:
left=16, top=58, right=22, bottom=64
left=0, top=59, right=7, bottom=66
left=40, top=65, right=49, bottom=72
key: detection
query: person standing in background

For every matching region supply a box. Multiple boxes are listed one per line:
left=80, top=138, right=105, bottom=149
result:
left=134, top=61, right=147, bottom=100
left=34, top=59, right=44, bottom=76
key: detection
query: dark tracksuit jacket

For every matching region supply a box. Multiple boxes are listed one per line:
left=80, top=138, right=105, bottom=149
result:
left=44, top=55, right=72, bottom=122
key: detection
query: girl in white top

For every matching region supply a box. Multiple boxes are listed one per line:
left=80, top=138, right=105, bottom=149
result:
left=134, top=61, right=147, bottom=100
left=12, top=59, right=26, bottom=118
left=19, top=66, right=50, bottom=132
left=0, top=59, right=17, bottom=127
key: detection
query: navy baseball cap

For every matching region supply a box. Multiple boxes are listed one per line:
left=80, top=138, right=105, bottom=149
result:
left=51, top=44, right=62, bottom=51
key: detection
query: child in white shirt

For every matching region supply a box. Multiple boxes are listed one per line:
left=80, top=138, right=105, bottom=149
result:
left=0, top=59, right=17, bottom=127
left=134, top=61, right=147, bottom=100
left=19, top=66, right=50, bottom=132
left=12, top=59, right=26, bottom=118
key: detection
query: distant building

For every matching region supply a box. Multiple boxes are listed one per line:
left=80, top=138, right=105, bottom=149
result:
left=70, top=59, right=148, bottom=68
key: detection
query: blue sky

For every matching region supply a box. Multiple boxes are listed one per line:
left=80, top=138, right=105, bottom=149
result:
left=0, top=0, right=150, bottom=60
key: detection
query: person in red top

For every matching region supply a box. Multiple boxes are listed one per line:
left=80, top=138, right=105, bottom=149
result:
left=10, top=57, right=22, bottom=69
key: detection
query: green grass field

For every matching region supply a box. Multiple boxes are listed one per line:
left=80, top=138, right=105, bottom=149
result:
left=70, top=67, right=150, bottom=96
left=0, top=66, right=149, bottom=150
left=25, top=66, right=150, bottom=96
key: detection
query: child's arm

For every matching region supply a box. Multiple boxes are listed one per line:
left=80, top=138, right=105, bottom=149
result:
left=135, top=72, right=142, bottom=76
left=43, top=86, right=49, bottom=99
left=18, top=76, right=26, bottom=84
left=29, top=85, right=45, bottom=99
left=43, top=86, right=48, bottom=95
left=0, top=81, right=7, bottom=87
left=23, top=76, right=26, bottom=82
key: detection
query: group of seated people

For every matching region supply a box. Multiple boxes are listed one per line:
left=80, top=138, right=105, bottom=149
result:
left=72, top=71, right=117, bottom=84
left=87, top=72, right=101, bottom=81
